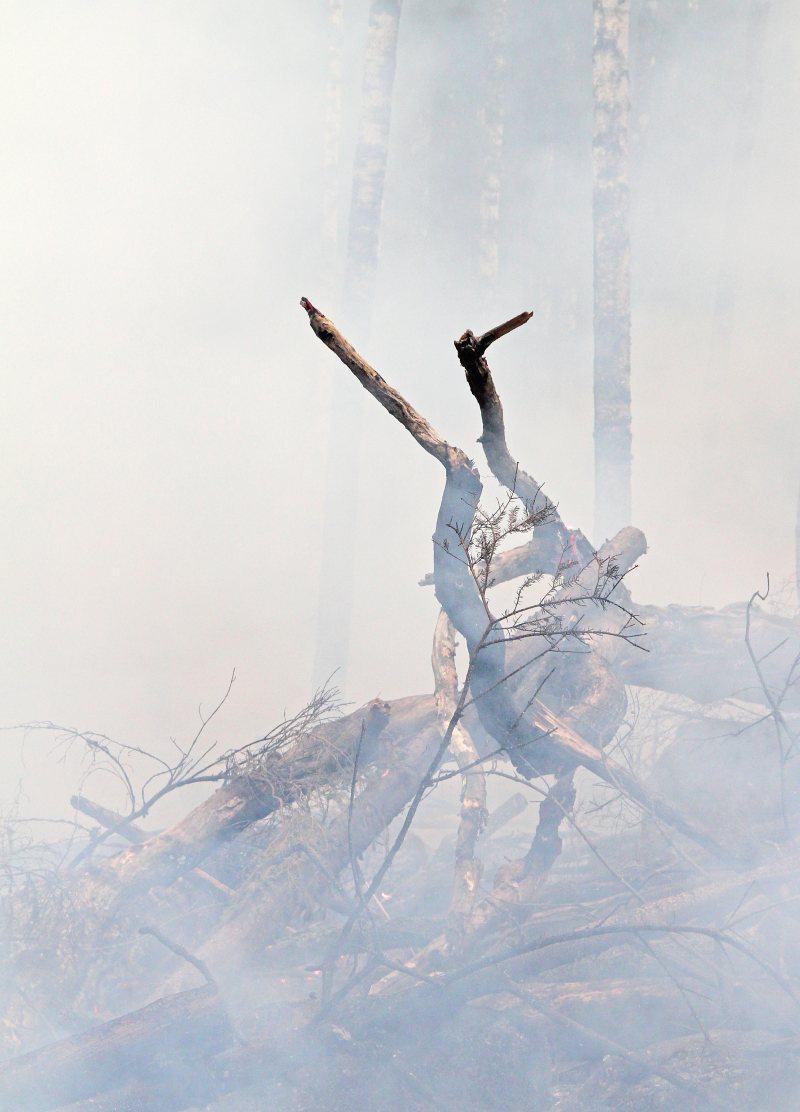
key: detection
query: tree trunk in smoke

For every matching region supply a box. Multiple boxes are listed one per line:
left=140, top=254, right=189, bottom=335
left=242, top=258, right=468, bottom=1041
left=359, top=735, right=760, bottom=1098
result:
left=312, top=0, right=402, bottom=693
left=593, top=0, right=632, bottom=542
left=0, top=988, right=232, bottom=1111
left=628, top=0, right=665, bottom=191
left=340, top=0, right=402, bottom=330
left=707, top=0, right=771, bottom=372
left=478, top=0, right=509, bottom=309
left=320, top=0, right=344, bottom=305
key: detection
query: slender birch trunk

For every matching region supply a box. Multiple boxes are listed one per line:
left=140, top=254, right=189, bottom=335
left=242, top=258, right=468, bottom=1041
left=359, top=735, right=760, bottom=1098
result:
left=320, top=0, right=344, bottom=305
left=708, top=0, right=770, bottom=358
left=628, top=0, right=663, bottom=189
left=478, top=0, right=509, bottom=305
left=593, top=0, right=632, bottom=542
left=340, top=0, right=402, bottom=332
left=313, top=0, right=403, bottom=692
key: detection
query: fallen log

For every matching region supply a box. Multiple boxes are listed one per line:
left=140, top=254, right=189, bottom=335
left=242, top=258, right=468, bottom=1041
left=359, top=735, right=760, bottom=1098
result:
left=48, top=1028, right=307, bottom=1112
left=432, top=609, right=488, bottom=952
left=191, top=716, right=444, bottom=982
left=352, top=847, right=800, bottom=1034
left=0, top=987, right=232, bottom=1112
left=70, top=795, right=234, bottom=898
left=493, top=981, right=724, bottom=1106
left=1, top=694, right=436, bottom=1036
left=556, top=1028, right=800, bottom=1111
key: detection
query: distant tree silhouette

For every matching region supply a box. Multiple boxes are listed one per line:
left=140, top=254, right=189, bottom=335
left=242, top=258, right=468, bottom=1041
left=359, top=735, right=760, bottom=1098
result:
left=593, top=0, right=632, bottom=541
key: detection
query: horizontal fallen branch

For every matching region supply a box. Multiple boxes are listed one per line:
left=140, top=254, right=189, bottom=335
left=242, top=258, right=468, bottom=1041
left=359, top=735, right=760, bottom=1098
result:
left=0, top=987, right=232, bottom=1112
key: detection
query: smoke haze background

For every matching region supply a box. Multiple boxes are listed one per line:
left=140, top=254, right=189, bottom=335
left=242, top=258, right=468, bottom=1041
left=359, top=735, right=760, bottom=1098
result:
left=1, top=0, right=799, bottom=821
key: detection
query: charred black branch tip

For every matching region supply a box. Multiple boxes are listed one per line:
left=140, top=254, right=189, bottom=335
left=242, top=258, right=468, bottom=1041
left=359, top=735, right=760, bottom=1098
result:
left=454, top=329, right=477, bottom=352
left=475, top=310, right=534, bottom=355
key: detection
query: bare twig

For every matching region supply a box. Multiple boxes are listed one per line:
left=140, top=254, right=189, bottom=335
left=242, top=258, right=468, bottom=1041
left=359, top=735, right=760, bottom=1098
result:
left=138, top=925, right=218, bottom=992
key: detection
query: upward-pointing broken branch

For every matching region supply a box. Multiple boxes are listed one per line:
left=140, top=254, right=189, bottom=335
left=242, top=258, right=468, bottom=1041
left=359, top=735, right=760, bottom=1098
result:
left=455, top=314, right=594, bottom=569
